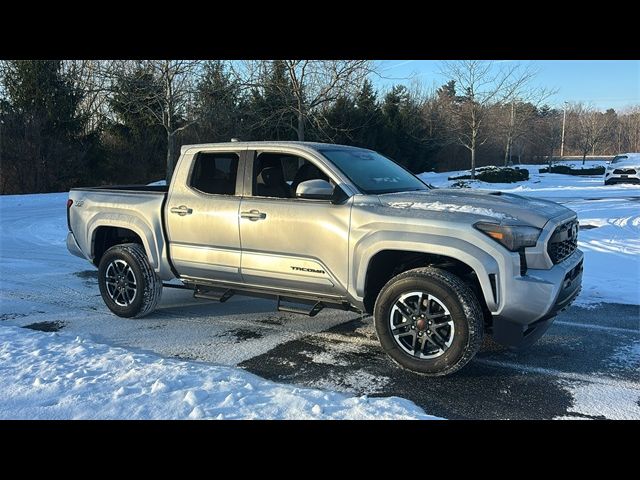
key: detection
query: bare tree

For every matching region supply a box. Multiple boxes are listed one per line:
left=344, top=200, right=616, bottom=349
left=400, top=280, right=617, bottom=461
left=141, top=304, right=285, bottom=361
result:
left=110, top=60, right=201, bottom=181
left=440, top=60, right=533, bottom=178
left=569, top=103, right=616, bottom=164
left=237, top=60, right=374, bottom=141
left=531, top=106, right=563, bottom=167
left=618, top=106, right=640, bottom=152
left=498, top=81, right=555, bottom=166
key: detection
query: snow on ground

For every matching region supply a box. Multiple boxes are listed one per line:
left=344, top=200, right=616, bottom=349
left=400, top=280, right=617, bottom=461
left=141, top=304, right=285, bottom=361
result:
left=0, top=324, right=435, bottom=420
left=557, top=339, right=640, bottom=420
left=0, top=193, right=435, bottom=419
left=419, top=165, right=640, bottom=306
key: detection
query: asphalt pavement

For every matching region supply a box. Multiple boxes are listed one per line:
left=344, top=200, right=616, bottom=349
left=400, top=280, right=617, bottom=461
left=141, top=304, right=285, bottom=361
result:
left=6, top=283, right=638, bottom=419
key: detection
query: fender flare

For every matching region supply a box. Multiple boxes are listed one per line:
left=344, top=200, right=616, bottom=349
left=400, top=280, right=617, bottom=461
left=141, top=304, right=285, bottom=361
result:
left=351, top=233, right=502, bottom=311
left=86, top=213, right=162, bottom=271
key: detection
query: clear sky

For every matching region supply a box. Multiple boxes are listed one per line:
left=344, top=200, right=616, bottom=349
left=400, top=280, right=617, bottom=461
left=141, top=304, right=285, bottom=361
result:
left=375, top=60, right=639, bottom=111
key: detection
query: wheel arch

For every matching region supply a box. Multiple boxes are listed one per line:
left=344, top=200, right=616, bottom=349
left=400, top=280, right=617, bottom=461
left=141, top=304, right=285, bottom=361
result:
left=356, top=241, right=499, bottom=315
left=89, top=219, right=158, bottom=269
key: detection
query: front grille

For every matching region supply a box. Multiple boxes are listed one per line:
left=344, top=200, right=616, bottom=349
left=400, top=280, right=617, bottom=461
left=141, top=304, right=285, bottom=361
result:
left=547, top=220, right=579, bottom=264
left=613, top=168, right=637, bottom=174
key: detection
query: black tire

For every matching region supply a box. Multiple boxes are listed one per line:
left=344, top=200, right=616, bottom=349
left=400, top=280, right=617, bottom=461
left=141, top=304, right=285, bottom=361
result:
left=604, top=180, right=612, bottom=186
left=98, top=243, right=162, bottom=318
left=373, top=267, right=483, bottom=376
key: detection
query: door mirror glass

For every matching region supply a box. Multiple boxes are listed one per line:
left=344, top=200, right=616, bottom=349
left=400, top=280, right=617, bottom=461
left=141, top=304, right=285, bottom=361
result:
left=295, top=179, right=334, bottom=200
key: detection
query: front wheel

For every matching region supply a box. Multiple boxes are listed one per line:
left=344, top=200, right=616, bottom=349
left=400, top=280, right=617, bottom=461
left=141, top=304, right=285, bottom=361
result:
left=373, top=267, right=484, bottom=376
left=98, top=243, right=162, bottom=318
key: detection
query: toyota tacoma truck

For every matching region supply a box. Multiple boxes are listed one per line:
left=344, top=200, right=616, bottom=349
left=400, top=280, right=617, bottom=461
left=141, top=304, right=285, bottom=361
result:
left=67, top=141, right=583, bottom=376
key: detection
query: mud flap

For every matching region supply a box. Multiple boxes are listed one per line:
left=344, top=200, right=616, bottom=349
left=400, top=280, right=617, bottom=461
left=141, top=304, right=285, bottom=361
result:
left=492, top=315, right=556, bottom=349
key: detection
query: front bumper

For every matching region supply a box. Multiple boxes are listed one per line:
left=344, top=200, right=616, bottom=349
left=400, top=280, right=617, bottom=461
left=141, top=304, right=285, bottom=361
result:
left=605, top=176, right=640, bottom=184
left=66, top=231, right=87, bottom=259
left=492, top=248, right=583, bottom=348
left=605, top=170, right=640, bottom=184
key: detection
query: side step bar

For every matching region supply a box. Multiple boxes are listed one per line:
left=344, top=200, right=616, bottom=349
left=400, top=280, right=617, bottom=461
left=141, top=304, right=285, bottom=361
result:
left=194, top=286, right=234, bottom=303
left=277, top=295, right=325, bottom=317
left=184, top=280, right=360, bottom=314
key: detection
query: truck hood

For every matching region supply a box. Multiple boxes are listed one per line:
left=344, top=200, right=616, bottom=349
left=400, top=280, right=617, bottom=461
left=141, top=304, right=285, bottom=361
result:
left=376, top=189, right=572, bottom=228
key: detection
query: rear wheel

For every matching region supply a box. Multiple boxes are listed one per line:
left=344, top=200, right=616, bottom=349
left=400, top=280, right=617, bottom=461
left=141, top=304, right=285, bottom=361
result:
left=373, top=267, right=484, bottom=376
left=98, top=243, right=162, bottom=318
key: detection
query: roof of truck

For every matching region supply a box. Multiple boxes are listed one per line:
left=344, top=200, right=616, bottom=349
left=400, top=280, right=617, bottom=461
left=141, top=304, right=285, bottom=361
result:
left=180, top=141, right=367, bottom=154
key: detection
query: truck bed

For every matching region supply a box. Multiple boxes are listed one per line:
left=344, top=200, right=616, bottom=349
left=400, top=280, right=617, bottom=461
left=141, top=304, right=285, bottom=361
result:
left=67, top=184, right=173, bottom=278
left=70, top=184, right=168, bottom=194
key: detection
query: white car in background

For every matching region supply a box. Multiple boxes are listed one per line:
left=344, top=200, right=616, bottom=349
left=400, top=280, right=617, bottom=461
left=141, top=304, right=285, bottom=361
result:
left=604, top=153, right=640, bottom=185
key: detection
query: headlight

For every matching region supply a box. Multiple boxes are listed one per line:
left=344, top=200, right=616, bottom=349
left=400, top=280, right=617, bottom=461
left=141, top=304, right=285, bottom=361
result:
left=474, top=222, right=542, bottom=251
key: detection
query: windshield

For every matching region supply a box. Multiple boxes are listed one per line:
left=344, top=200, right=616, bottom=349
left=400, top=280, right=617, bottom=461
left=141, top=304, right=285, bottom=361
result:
left=318, top=148, right=429, bottom=194
left=611, top=155, right=628, bottom=164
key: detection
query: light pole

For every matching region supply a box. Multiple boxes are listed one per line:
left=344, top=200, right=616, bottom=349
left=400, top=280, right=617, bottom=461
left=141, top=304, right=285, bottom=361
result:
left=560, top=101, right=568, bottom=158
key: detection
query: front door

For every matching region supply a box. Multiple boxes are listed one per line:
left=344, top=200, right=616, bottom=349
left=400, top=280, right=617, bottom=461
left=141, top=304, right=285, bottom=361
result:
left=165, top=150, right=244, bottom=282
left=238, top=151, right=351, bottom=297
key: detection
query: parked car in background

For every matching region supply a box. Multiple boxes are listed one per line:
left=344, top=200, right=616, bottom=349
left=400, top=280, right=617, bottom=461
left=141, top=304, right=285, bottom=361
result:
left=604, top=153, right=640, bottom=185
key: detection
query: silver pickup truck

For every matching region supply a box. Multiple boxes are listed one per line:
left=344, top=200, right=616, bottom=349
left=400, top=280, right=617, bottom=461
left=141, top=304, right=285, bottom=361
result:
left=67, top=141, right=583, bottom=376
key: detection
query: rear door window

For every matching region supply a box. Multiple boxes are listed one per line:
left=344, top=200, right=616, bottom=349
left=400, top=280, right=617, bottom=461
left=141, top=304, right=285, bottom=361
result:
left=189, top=152, right=240, bottom=195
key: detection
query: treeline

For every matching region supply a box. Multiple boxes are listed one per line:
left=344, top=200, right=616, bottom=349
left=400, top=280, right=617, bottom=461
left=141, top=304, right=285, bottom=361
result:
left=1, top=59, right=638, bottom=194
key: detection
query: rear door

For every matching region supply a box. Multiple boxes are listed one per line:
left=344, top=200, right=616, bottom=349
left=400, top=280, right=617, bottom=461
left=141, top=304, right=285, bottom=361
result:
left=165, top=149, right=245, bottom=282
left=238, top=149, right=352, bottom=297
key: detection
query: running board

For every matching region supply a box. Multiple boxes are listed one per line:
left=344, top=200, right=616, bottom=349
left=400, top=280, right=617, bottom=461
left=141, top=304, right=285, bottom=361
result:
left=162, top=283, right=191, bottom=290
left=277, top=296, right=325, bottom=317
left=194, top=287, right=234, bottom=303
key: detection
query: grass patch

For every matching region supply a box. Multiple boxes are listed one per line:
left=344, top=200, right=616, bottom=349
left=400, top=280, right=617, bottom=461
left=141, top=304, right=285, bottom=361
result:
left=23, top=321, right=65, bottom=332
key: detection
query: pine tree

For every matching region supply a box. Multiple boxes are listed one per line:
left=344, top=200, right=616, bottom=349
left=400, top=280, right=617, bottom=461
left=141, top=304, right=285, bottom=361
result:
left=245, top=60, right=297, bottom=141
left=0, top=60, right=92, bottom=193
left=102, top=66, right=166, bottom=183
left=194, top=61, right=244, bottom=142
left=352, top=79, right=383, bottom=149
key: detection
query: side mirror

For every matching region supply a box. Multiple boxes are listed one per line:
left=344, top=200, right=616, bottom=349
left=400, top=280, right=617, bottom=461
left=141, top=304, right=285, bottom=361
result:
left=295, top=179, right=334, bottom=200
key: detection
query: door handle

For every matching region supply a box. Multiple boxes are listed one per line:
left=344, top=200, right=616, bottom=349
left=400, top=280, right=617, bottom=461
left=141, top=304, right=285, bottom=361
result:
left=240, top=209, right=267, bottom=221
left=170, top=205, right=193, bottom=216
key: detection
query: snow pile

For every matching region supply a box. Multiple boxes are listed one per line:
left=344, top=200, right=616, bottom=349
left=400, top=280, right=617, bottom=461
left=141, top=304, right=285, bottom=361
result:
left=0, top=325, right=437, bottom=420
left=573, top=199, right=640, bottom=306
left=387, top=201, right=510, bottom=220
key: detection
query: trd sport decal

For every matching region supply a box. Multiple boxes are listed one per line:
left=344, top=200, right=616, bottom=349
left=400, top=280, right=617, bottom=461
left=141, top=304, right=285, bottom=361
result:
left=290, top=266, right=325, bottom=274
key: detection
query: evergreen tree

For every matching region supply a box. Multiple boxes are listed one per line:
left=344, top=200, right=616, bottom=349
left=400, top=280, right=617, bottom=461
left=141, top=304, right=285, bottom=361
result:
left=378, top=85, right=434, bottom=172
left=352, top=80, right=383, bottom=149
left=101, top=66, right=166, bottom=183
left=193, top=61, right=244, bottom=142
left=0, top=60, right=93, bottom=193
left=245, top=60, right=298, bottom=140
left=436, top=80, right=456, bottom=101
left=321, top=95, right=358, bottom=144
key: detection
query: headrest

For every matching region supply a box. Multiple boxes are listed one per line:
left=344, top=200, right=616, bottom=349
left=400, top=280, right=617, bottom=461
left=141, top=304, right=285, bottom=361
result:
left=297, top=163, right=322, bottom=179
left=257, top=167, right=284, bottom=187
